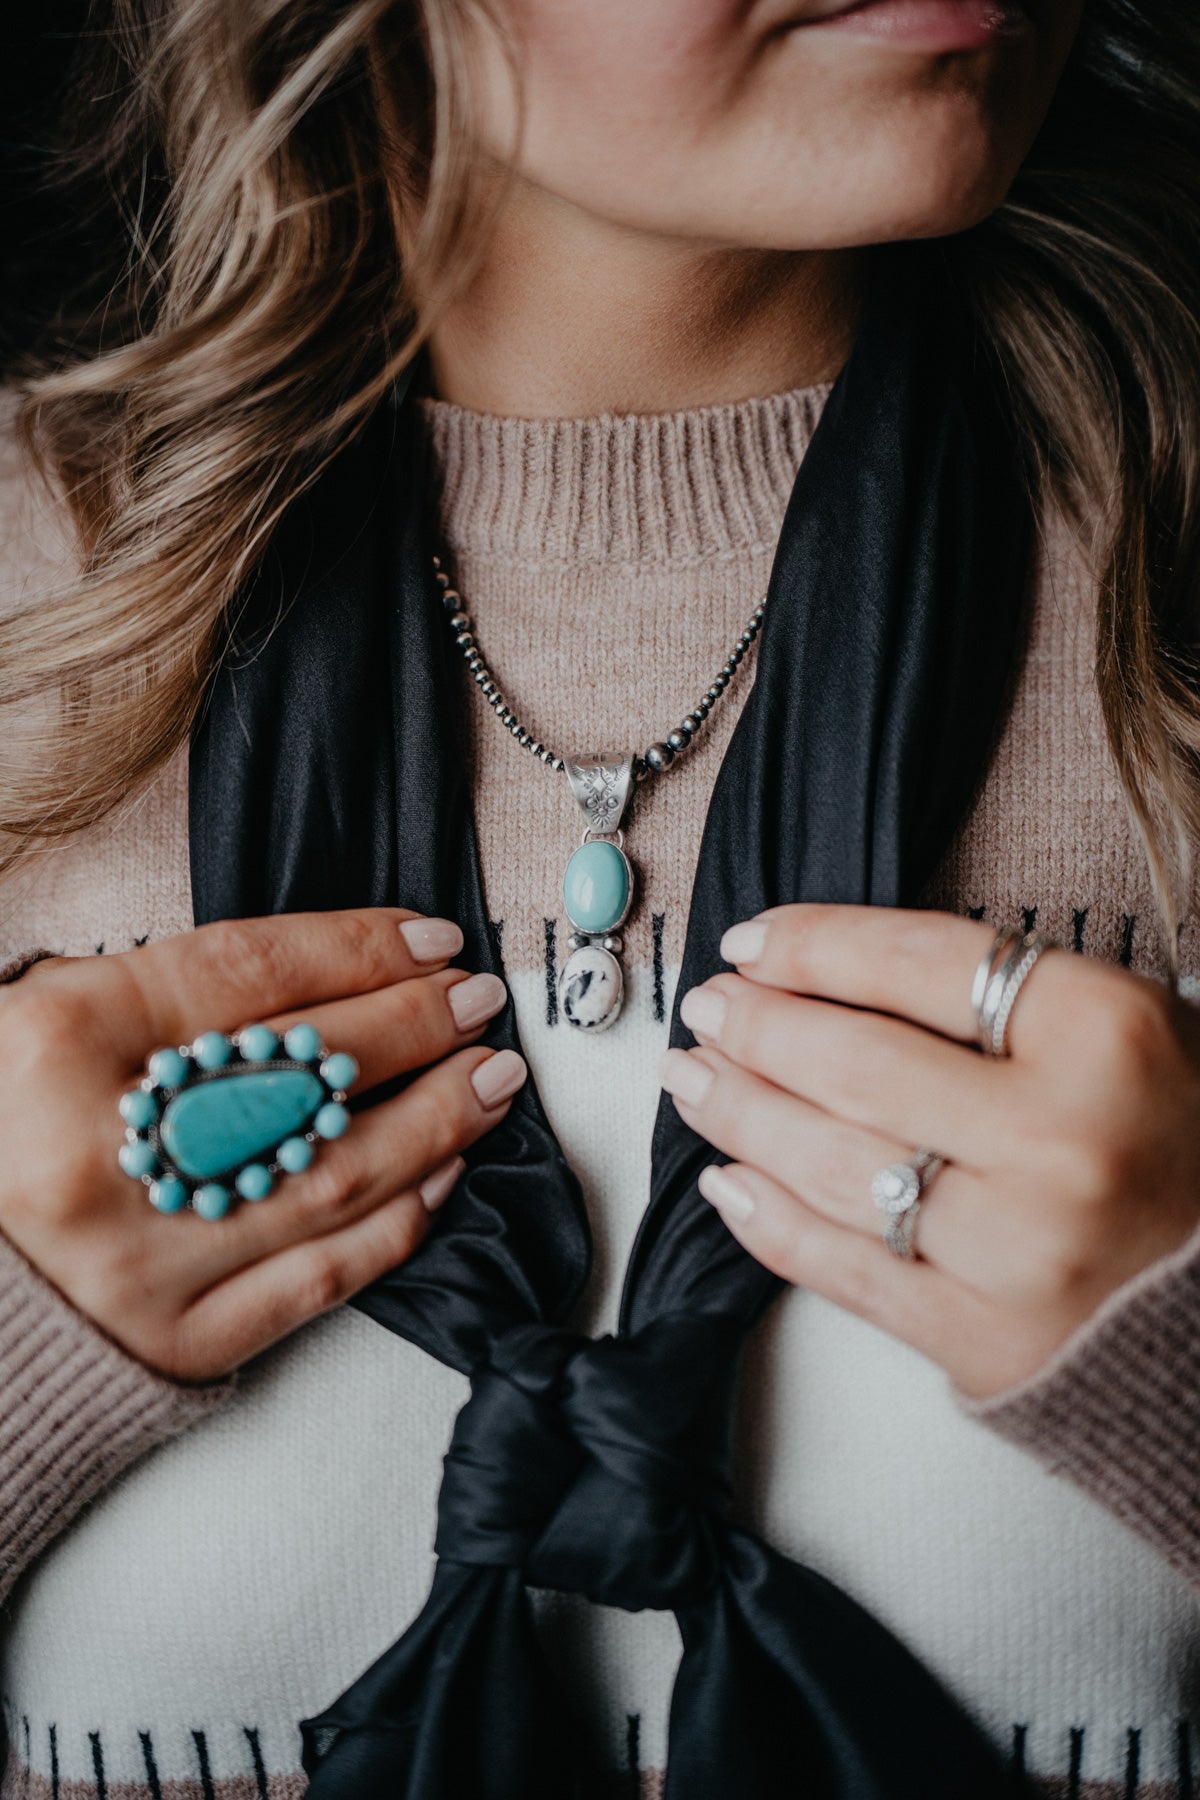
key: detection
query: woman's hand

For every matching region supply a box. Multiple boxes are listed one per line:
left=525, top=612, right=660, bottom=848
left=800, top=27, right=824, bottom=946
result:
left=661, top=905, right=1200, bottom=1400
left=0, top=908, right=526, bottom=1381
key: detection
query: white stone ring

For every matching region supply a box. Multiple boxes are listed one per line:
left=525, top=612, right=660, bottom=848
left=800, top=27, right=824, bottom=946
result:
left=871, top=1149, right=946, bottom=1261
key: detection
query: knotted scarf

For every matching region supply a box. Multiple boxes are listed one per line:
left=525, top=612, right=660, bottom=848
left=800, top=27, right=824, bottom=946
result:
left=189, top=253, right=1032, bottom=1798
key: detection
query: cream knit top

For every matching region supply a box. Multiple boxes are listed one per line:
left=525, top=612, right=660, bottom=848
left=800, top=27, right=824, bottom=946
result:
left=1, top=384, right=1199, bottom=1800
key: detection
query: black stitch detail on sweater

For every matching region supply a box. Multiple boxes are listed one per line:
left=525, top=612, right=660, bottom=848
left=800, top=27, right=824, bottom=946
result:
left=1179, top=1719, right=1195, bottom=1800
left=544, top=919, right=559, bottom=1026
left=1072, top=908, right=1089, bottom=953
left=1123, top=1727, right=1141, bottom=1800
left=88, top=1731, right=107, bottom=1800
left=1120, top=914, right=1137, bottom=967
left=48, top=1724, right=58, bottom=1800
left=192, top=1729, right=216, bottom=1800
left=653, top=913, right=666, bottom=1023
left=1067, top=1726, right=1085, bottom=1800
left=1010, top=1724, right=1027, bottom=1775
left=1022, top=906, right=1038, bottom=935
left=134, top=933, right=149, bottom=946
left=245, top=1727, right=270, bottom=1800
left=139, top=1731, right=163, bottom=1800
left=967, top=904, right=987, bottom=921
left=625, top=1714, right=642, bottom=1799
left=94, top=943, right=105, bottom=956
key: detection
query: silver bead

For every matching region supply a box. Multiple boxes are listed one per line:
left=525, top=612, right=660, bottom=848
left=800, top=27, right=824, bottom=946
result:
left=435, top=568, right=449, bottom=587
left=696, top=697, right=712, bottom=717
left=706, top=685, right=722, bottom=702
left=449, top=612, right=470, bottom=631
left=508, top=717, right=522, bottom=735
left=667, top=729, right=688, bottom=753
left=602, top=933, right=623, bottom=954
left=567, top=932, right=586, bottom=952
left=455, top=632, right=474, bottom=650
left=473, top=667, right=489, bottom=685
left=729, top=645, right=744, bottom=664
left=644, top=741, right=674, bottom=772
left=714, top=672, right=730, bottom=691
left=481, top=680, right=496, bottom=697
left=441, top=589, right=462, bottom=611
left=527, top=741, right=543, bottom=758
left=681, top=714, right=701, bottom=736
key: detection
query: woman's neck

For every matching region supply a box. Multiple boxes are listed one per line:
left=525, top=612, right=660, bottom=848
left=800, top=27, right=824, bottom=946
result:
left=425, top=177, right=866, bottom=419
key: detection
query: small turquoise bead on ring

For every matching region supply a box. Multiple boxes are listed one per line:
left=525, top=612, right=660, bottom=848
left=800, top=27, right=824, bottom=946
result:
left=116, top=1021, right=359, bottom=1219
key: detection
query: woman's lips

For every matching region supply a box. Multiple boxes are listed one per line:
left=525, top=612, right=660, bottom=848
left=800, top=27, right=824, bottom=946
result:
left=794, top=0, right=1033, bottom=51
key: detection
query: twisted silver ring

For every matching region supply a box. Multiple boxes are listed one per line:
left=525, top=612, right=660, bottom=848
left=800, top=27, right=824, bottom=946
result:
left=871, top=1149, right=945, bottom=1261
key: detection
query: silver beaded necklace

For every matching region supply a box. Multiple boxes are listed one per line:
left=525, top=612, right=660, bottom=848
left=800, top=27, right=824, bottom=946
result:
left=434, top=554, right=766, bottom=1033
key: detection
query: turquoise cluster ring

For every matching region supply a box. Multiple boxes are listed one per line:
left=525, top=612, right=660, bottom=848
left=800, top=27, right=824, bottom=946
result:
left=117, top=1023, right=359, bottom=1220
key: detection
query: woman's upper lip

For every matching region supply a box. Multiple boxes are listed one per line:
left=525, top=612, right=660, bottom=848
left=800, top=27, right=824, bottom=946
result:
left=784, top=0, right=1032, bottom=20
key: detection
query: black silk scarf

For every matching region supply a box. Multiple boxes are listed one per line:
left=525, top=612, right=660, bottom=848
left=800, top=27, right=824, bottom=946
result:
left=189, top=256, right=1033, bottom=1799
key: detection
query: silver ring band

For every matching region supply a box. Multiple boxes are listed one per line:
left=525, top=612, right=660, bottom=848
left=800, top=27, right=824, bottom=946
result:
left=970, top=923, right=1021, bottom=1020
left=972, top=926, right=1056, bottom=1058
left=871, top=1149, right=945, bottom=1261
left=974, top=929, right=1027, bottom=1053
left=986, top=931, right=1055, bottom=1057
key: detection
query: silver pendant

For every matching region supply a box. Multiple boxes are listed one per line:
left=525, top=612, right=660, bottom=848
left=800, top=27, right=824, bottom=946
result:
left=558, top=752, right=635, bottom=1032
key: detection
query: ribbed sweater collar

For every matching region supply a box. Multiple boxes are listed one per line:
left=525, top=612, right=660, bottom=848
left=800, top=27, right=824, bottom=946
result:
left=416, top=384, right=832, bottom=568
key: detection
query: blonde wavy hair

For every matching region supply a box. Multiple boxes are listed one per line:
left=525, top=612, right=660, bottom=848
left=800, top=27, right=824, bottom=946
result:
left=2, top=0, right=1200, bottom=967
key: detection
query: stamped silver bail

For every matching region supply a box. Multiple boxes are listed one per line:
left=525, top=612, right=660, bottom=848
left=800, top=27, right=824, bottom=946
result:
left=558, top=752, right=636, bottom=1032
left=563, top=751, right=635, bottom=836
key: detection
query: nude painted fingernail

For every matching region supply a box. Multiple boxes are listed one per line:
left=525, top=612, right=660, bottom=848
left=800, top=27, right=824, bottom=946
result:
left=679, top=985, right=727, bottom=1043
left=659, top=1048, right=715, bottom=1108
left=449, top=972, right=508, bottom=1031
left=719, top=920, right=766, bottom=966
left=698, top=1163, right=756, bottom=1223
left=471, top=1048, right=527, bottom=1110
left=400, top=917, right=465, bottom=962
left=418, top=1154, right=465, bottom=1213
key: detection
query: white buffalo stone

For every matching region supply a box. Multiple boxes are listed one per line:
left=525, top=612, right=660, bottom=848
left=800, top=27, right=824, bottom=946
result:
left=559, top=945, right=624, bottom=1031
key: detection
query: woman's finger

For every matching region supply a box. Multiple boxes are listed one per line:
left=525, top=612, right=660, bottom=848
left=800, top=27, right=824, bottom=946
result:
left=662, top=1046, right=1043, bottom=1294
left=693, top=1158, right=997, bottom=1378
left=261, top=966, right=509, bottom=1094
left=716, top=903, right=1081, bottom=1061
left=672, top=979, right=1016, bottom=1164
left=177, top=1184, right=444, bottom=1374
left=99, top=906, right=468, bottom=1059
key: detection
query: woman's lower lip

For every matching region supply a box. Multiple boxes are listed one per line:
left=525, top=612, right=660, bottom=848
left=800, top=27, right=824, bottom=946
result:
left=799, top=0, right=1032, bottom=51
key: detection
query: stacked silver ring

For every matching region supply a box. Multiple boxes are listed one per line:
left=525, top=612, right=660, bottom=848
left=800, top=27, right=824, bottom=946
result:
left=972, top=926, right=1056, bottom=1057
left=868, top=922, right=1056, bottom=1264
left=871, top=1149, right=944, bottom=1261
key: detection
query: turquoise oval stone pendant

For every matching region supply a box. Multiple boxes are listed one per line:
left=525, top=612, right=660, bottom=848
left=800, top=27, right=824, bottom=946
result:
left=559, top=753, right=637, bottom=1033
left=562, top=838, right=632, bottom=935
left=116, top=1024, right=359, bottom=1217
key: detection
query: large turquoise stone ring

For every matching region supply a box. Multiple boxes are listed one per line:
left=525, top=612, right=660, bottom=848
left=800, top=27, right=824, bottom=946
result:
left=117, top=1023, right=358, bottom=1218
